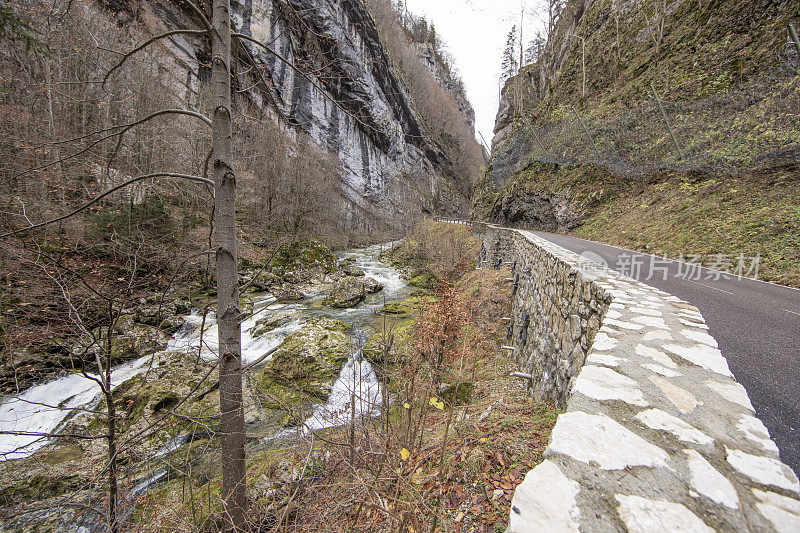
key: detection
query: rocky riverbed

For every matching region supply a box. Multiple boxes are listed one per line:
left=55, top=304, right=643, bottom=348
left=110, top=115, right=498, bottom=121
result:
left=0, top=241, right=415, bottom=531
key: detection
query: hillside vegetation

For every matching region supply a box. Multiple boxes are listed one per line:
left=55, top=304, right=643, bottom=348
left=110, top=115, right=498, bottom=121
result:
left=476, top=0, right=800, bottom=286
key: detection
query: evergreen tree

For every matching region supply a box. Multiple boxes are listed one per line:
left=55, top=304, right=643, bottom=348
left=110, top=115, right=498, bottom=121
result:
left=524, top=32, right=546, bottom=65
left=501, top=25, right=519, bottom=84
left=428, top=23, right=438, bottom=48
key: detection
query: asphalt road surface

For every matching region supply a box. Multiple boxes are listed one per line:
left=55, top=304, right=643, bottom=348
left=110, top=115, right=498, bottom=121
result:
left=530, top=230, right=800, bottom=476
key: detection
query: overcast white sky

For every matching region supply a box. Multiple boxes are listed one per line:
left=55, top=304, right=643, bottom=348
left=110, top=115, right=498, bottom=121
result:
left=403, top=0, right=546, bottom=147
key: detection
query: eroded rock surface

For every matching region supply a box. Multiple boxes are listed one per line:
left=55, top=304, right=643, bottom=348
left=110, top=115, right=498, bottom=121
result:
left=323, top=278, right=366, bottom=308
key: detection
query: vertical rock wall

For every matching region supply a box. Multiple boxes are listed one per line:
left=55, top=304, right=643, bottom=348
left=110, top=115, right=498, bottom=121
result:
left=144, top=0, right=469, bottom=232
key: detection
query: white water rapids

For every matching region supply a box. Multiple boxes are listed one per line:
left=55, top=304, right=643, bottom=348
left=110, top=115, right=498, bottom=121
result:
left=0, top=242, right=409, bottom=460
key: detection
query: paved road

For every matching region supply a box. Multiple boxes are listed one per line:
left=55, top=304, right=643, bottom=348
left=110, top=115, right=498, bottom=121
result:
left=531, top=230, right=800, bottom=476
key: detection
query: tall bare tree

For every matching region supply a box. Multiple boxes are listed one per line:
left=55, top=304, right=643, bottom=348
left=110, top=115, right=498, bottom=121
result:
left=210, top=0, right=248, bottom=529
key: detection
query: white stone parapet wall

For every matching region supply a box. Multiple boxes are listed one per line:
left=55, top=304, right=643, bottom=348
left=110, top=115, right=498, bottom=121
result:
left=473, top=223, right=800, bottom=532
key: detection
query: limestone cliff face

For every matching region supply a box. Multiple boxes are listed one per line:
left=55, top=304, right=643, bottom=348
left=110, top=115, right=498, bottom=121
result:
left=142, top=0, right=468, bottom=231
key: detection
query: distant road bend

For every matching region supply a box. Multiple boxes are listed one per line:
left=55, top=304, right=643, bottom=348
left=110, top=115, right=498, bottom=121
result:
left=526, top=230, right=800, bottom=476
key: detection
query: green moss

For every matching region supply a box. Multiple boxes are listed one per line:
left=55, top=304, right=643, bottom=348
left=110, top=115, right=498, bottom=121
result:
left=0, top=474, right=83, bottom=506
left=322, top=278, right=365, bottom=308
left=439, top=382, right=474, bottom=406
left=409, top=271, right=437, bottom=289
left=43, top=445, right=84, bottom=465
left=255, top=318, right=353, bottom=410
left=269, top=240, right=337, bottom=276
left=380, top=293, right=429, bottom=316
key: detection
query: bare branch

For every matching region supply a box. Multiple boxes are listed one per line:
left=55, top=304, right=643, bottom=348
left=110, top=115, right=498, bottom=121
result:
left=102, top=29, right=209, bottom=88
left=0, top=430, right=107, bottom=440
left=0, top=173, right=214, bottom=239
left=49, top=108, right=212, bottom=146
left=182, top=0, right=213, bottom=33
left=9, top=109, right=211, bottom=182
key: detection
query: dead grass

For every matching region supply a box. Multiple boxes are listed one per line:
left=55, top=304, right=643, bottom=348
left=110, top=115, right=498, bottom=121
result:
left=389, top=219, right=481, bottom=281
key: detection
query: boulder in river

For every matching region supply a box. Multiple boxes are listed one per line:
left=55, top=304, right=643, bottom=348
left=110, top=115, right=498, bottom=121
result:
left=159, top=316, right=184, bottom=335
left=270, top=240, right=338, bottom=283
left=322, top=278, right=366, bottom=308
left=107, top=325, right=169, bottom=364
left=255, top=317, right=354, bottom=425
left=341, top=263, right=366, bottom=277
left=243, top=271, right=282, bottom=293
left=274, top=288, right=306, bottom=303
left=363, top=277, right=383, bottom=294
left=250, top=310, right=300, bottom=338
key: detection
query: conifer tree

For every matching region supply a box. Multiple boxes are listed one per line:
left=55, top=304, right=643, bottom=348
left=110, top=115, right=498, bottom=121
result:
left=501, top=25, right=519, bottom=84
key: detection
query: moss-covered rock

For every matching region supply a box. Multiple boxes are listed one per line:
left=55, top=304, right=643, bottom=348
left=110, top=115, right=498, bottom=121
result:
left=322, top=278, right=365, bottom=308
left=380, top=293, right=429, bottom=316
left=363, top=277, right=383, bottom=294
left=109, top=325, right=168, bottom=364
left=159, top=316, right=184, bottom=335
left=363, top=315, right=416, bottom=368
left=69, top=324, right=168, bottom=368
left=173, top=297, right=192, bottom=315
left=269, top=241, right=338, bottom=281
left=341, top=263, right=366, bottom=277
left=133, top=298, right=180, bottom=326
left=243, top=271, right=282, bottom=293
left=250, top=310, right=299, bottom=338
left=274, top=288, right=306, bottom=303
left=0, top=473, right=85, bottom=507
left=409, top=270, right=437, bottom=289
left=438, top=382, right=474, bottom=406
left=255, top=318, right=353, bottom=419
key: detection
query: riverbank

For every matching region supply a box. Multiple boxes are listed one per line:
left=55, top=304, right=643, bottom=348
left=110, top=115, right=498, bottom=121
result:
left=0, top=241, right=406, bottom=531
left=131, top=221, right=558, bottom=532
left=0, top=222, right=561, bottom=532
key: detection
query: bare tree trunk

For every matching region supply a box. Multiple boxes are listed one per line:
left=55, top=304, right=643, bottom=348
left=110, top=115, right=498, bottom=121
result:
left=212, top=0, right=247, bottom=529
left=104, top=307, right=119, bottom=533
left=105, top=380, right=118, bottom=533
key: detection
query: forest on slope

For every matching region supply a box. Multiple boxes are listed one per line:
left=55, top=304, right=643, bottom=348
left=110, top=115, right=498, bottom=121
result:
left=476, top=0, right=800, bottom=286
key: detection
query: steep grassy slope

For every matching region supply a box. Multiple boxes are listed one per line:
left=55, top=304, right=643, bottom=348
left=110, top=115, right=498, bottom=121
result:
left=477, top=0, right=800, bottom=286
left=574, top=168, right=800, bottom=286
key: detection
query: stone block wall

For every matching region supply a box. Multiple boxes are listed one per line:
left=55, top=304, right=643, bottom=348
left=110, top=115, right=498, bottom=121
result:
left=474, top=223, right=800, bottom=532
left=479, top=223, right=611, bottom=408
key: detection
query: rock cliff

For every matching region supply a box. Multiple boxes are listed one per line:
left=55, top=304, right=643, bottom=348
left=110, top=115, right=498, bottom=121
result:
left=475, top=0, right=800, bottom=266
left=135, top=0, right=470, bottom=231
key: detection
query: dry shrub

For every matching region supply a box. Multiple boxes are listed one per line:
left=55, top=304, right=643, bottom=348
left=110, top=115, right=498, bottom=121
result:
left=392, top=218, right=481, bottom=281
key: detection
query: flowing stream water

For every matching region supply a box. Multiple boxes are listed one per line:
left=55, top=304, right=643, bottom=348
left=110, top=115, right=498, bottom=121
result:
left=0, top=242, right=411, bottom=461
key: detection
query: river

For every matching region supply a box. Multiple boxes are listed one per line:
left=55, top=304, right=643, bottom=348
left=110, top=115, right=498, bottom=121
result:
left=0, top=242, right=411, bottom=461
